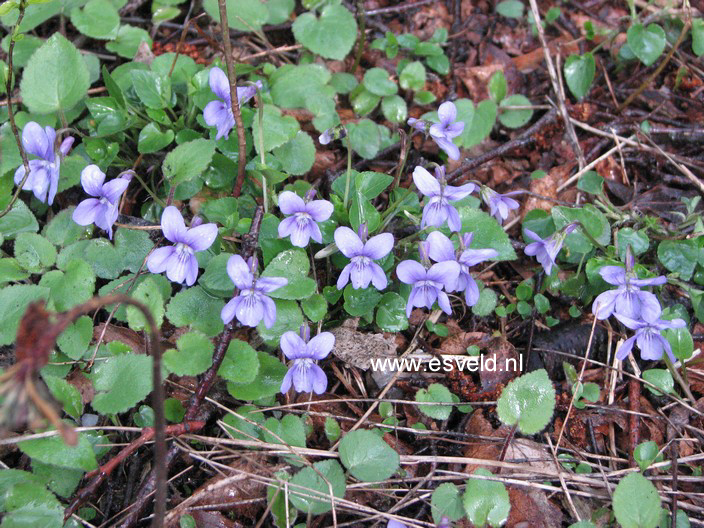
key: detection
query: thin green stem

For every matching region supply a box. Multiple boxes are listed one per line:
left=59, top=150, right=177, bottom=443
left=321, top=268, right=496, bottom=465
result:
left=132, top=172, right=166, bottom=207
left=343, top=135, right=353, bottom=210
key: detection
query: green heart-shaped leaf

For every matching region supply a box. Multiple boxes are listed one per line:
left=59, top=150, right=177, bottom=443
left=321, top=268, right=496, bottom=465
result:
left=627, top=23, right=666, bottom=67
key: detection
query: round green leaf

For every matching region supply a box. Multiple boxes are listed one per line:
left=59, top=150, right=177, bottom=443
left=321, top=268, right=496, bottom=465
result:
left=375, top=292, right=409, bottom=332
left=463, top=468, right=511, bottom=528
left=261, top=248, right=316, bottom=300
left=496, top=368, right=556, bottom=434
left=70, top=0, right=119, bottom=39
left=343, top=284, right=381, bottom=317
left=20, top=33, right=90, bottom=114
left=399, top=61, right=426, bottom=91
left=164, top=331, right=214, bottom=377
left=91, top=354, right=153, bottom=415
left=363, top=67, right=397, bottom=96
left=18, top=433, right=97, bottom=472
left=272, top=131, right=315, bottom=176
left=616, top=228, right=649, bottom=260
left=496, top=0, right=524, bottom=18
left=633, top=441, right=661, bottom=472
left=57, top=315, right=93, bottom=360
left=138, top=123, right=174, bottom=154
left=227, top=350, right=287, bottom=400
left=415, top=383, right=454, bottom=420
left=219, top=338, right=260, bottom=384
left=693, top=18, right=704, bottom=57
left=257, top=298, right=303, bottom=346
left=642, top=369, right=674, bottom=396
left=105, top=25, right=153, bottom=59
left=462, top=99, right=497, bottom=148
left=301, top=293, right=327, bottom=322
left=289, top=459, right=346, bottom=514
left=627, top=23, right=666, bottom=67
left=657, top=239, right=699, bottom=280
left=564, top=53, right=595, bottom=100
left=292, top=4, right=357, bottom=61
left=431, top=483, right=465, bottom=523
left=339, top=430, right=400, bottom=482
left=126, top=276, right=165, bottom=332
left=381, top=94, right=407, bottom=123
left=14, top=232, right=56, bottom=272
left=163, top=138, right=216, bottom=185
left=613, top=472, right=661, bottom=528
left=459, top=208, right=516, bottom=260
left=498, top=94, right=533, bottom=129
left=42, top=258, right=96, bottom=312
left=266, top=0, right=294, bottom=24
left=347, top=119, right=381, bottom=160
left=166, top=285, right=225, bottom=337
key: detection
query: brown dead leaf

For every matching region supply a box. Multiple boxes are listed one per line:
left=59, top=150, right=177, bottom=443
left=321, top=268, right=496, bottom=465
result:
left=93, top=323, right=145, bottom=354
left=506, top=488, right=563, bottom=528
left=462, top=410, right=510, bottom=473
left=440, top=329, right=489, bottom=356
left=411, top=2, right=452, bottom=41
left=66, top=370, right=95, bottom=405
left=331, top=319, right=397, bottom=370
left=480, top=337, right=520, bottom=392
left=595, top=155, right=626, bottom=184
left=525, top=164, right=572, bottom=214
left=501, top=439, right=555, bottom=476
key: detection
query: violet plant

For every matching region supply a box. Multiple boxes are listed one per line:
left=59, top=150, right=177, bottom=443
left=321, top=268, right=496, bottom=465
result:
left=523, top=223, right=578, bottom=276
left=277, top=190, right=334, bottom=248
left=414, top=165, right=475, bottom=232
left=14, top=122, right=74, bottom=205
left=396, top=242, right=460, bottom=317
left=72, top=165, right=132, bottom=239
left=146, top=206, right=218, bottom=286
left=221, top=255, right=287, bottom=328
left=280, top=324, right=334, bottom=394
left=3, top=26, right=700, bottom=528
left=203, top=67, right=263, bottom=140
left=426, top=231, right=498, bottom=306
left=335, top=224, right=393, bottom=290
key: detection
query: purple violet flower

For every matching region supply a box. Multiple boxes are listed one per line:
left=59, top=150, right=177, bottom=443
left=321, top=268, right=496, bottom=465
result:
left=426, top=231, right=498, bottom=306
left=278, top=190, right=334, bottom=248
left=387, top=520, right=409, bottom=528
left=524, top=223, right=578, bottom=276
left=14, top=122, right=74, bottom=205
left=221, top=255, right=287, bottom=328
left=335, top=225, right=393, bottom=290
left=429, top=101, right=465, bottom=160
left=203, top=67, right=263, bottom=140
left=147, top=206, right=218, bottom=286
left=396, top=244, right=460, bottom=317
left=592, top=249, right=666, bottom=321
left=280, top=325, right=334, bottom=395
left=480, top=186, right=521, bottom=225
left=615, top=309, right=686, bottom=362
left=407, top=117, right=426, bottom=132
left=413, top=165, right=475, bottom=232
left=72, top=165, right=131, bottom=240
